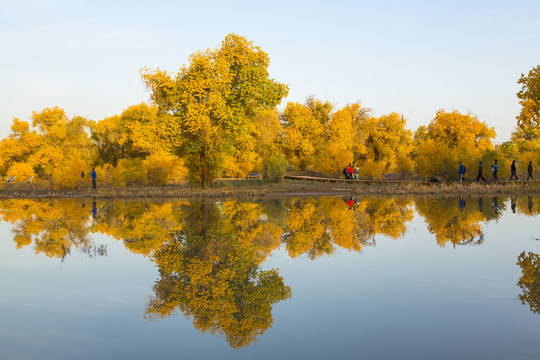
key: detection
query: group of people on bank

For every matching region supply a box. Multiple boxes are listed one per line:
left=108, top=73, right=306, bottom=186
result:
left=343, top=163, right=360, bottom=180
left=459, top=160, right=534, bottom=182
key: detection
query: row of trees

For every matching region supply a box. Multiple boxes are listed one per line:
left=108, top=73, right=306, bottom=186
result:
left=1, top=34, right=539, bottom=188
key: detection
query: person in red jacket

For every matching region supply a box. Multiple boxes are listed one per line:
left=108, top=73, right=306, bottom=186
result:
left=347, top=164, right=354, bottom=180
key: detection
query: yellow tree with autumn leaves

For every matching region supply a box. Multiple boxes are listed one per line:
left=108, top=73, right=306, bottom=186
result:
left=141, top=34, right=289, bottom=187
left=414, top=109, right=496, bottom=180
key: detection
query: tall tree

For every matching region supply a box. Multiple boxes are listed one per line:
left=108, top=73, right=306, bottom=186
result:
left=517, top=65, right=540, bottom=129
left=141, top=34, right=288, bottom=187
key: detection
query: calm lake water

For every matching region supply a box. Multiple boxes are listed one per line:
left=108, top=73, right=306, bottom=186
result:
left=0, top=195, right=539, bottom=359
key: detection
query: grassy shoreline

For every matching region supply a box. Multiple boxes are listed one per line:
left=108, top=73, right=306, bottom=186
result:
left=0, top=179, right=538, bottom=199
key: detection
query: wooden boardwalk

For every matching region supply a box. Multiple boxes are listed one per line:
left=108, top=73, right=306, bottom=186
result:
left=284, top=175, right=537, bottom=185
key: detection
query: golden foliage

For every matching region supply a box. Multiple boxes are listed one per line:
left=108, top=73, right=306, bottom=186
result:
left=517, top=65, right=540, bottom=129
left=516, top=251, right=540, bottom=314
left=0, top=199, right=94, bottom=259
left=145, top=200, right=291, bottom=348
left=283, top=197, right=413, bottom=258
left=415, top=109, right=496, bottom=180
left=415, top=196, right=493, bottom=247
left=141, top=34, right=288, bottom=187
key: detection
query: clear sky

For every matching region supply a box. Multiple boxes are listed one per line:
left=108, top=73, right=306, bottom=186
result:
left=1, top=0, right=539, bottom=142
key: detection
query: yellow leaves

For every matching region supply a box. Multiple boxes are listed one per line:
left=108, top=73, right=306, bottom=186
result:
left=282, top=101, right=325, bottom=170
left=31, top=107, right=68, bottom=133
left=6, top=162, right=35, bottom=179
left=516, top=251, right=540, bottom=314
left=416, top=197, right=486, bottom=248
left=516, top=65, right=540, bottom=129
left=51, top=155, right=88, bottom=189
left=10, top=118, right=29, bottom=135
left=415, top=109, right=497, bottom=180
left=0, top=199, right=93, bottom=258
left=427, top=109, right=496, bottom=150
left=141, top=34, right=288, bottom=187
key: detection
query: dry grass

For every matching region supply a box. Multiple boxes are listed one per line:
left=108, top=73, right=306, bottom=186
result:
left=0, top=179, right=538, bottom=199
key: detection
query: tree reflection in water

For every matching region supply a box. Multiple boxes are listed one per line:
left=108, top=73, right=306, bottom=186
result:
left=0, top=198, right=102, bottom=260
left=0, top=195, right=538, bottom=346
left=283, top=196, right=413, bottom=259
left=146, top=200, right=291, bottom=349
left=517, top=252, right=540, bottom=315
left=415, top=196, right=503, bottom=248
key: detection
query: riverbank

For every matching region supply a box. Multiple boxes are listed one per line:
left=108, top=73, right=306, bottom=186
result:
left=0, top=178, right=538, bottom=199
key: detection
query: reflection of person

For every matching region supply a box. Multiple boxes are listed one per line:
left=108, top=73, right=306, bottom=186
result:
left=458, top=195, right=466, bottom=212
left=528, top=161, right=534, bottom=181
left=510, top=160, right=519, bottom=181
left=478, top=197, right=483, bottom=213
left=458, top=162, right=466, bottom=182
left=92, top=200, right=97, bottom=218
left=91, top=167, right=97, bottom=189
left=528, top=196, right=534, bottom=214
left=347, top=195, right=355, bottom=210
left=491, top=160, right=498, bottom=181
left=492, top=197, right=498, bottom=214
left=476, top=161, right=486, bottom=182
left=511, top=197, right=517, bottom=213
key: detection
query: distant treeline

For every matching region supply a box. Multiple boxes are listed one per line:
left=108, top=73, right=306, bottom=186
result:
left=1, top=34, right=539, bottom=188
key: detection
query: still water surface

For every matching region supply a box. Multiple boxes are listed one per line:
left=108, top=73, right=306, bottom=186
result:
left=0, top=195, right=539, bottom=359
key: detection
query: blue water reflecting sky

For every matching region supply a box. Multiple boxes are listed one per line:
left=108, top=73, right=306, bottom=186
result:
left=0, top=196, right=539, bottom=359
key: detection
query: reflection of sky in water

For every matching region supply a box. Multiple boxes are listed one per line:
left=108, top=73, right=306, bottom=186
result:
left=0, top=196, right=539, bottom=359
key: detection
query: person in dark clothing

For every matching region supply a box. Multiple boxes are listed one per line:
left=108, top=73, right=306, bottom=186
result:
left=458, top=162, right=466, bottom=182
left=510, top=160, right=518, bottom=181
left=491, top=160, right=498, bottom=181
left=476, top=161, right=486, bottom=182
left=80, top=171, right=85, bottom=178
left=528, top=161, right=534, bottom=181
left=91, top=168, right=97, bottom=189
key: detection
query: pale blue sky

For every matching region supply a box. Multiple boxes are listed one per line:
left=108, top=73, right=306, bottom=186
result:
left=1, top=0, right=539, bottom=141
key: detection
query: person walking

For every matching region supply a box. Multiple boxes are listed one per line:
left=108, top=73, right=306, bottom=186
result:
left=458, top=162, right=466, bottom=182
left=527, top=161, right=534, bottom=181
left=491, top=160, right=498, bottom=182
left=91, top=167, right=97, bottom=189
left=476, top=161, right=486, bottom=182
left=510, top=160, right=519, bottom=181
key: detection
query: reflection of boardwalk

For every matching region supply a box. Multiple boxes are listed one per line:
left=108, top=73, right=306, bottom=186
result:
left=284, top=175, right=538, bottom=185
